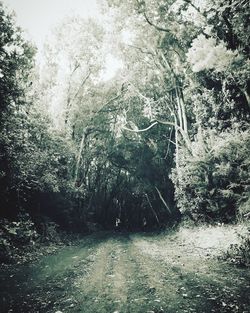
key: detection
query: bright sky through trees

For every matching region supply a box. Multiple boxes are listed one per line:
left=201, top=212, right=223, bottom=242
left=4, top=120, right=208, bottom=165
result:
left=3, top=0, right=100, bottom=48
left=2, top=0, right=124, bottom=81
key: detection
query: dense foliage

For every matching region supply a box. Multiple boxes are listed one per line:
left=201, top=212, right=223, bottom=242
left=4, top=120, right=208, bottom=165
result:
left=105, top=0, right=250, bottom=222
left=0, top=0, right=249, bottom=260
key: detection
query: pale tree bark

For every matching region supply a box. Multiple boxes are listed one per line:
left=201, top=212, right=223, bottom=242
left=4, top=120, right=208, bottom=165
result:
left=157, top=51, right=189, bottom=140
left=74, top=127, right=90, bottom=186
left=176, top=87, right=188, bottom=134
left=65, top=69, right=91, bottom=125
left=122, top=119, right=192, bottom=153
left=174, top=114, right=180, bottom=172
left=176, top=87, right=183, bottom=131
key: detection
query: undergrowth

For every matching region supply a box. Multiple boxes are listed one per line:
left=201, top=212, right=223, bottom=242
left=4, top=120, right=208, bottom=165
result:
left=221, top=231, right=250, bottom=267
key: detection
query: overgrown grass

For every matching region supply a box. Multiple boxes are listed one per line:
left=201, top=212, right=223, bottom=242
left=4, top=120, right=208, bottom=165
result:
left=160, top=220, right=250, bottom=264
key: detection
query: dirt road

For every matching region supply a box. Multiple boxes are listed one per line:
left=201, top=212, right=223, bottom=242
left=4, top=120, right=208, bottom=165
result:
left=0, top=232, right=249, bottom=313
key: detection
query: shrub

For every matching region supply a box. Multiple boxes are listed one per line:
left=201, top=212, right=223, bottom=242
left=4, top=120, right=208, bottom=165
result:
left=238, top=193, right=250, bottom=219
left=171, top=127, right=250, bottom=221
left=222, top=232, right=250, bottom=267
left=0, top=213, right=38, bottom=262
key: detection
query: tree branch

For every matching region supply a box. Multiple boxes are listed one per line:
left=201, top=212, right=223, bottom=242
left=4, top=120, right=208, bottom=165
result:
left=122, top=118, right=192, bottom=152
left=127, top=44, right=156, bottom=57
left=145, top=193, right=160, bottom=225
left=72, top=70, right=91, bottom=102
left=155, top=187, right=172, bottom=215
left=143, top=12, right=170, bottom=33
left=122, top=121, right=158, bottom=133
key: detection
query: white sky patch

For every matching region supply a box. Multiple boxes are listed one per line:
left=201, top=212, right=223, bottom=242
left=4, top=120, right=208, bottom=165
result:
left=2, top=0, right=100, bottom=50
left=99, top=53, right=123, bottom=82
left=121, top=29, right=135, bottom=45
left=2, top=0, right=124, bottom=81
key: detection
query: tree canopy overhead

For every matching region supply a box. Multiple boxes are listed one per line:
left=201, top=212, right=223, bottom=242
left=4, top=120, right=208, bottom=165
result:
left=0, top=0, right=249, bottom=234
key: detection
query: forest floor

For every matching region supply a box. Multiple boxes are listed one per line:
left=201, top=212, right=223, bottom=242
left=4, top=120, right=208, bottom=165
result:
left=0, top=225, right=249, bottom=313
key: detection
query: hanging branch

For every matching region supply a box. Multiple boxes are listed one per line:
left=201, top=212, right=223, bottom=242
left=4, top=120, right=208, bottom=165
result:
left=155, top=187, right=172, bottom=215
left=145, top=193, right=160, bottom=226
left=122, top=119, right=192, bottom=153
left=122, top=121, right=158, bottom=133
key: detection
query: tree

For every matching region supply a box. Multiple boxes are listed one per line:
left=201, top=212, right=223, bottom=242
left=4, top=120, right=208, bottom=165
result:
left=104, top=0, right=250, bottom=221
left=0, top=3, right=35, bottom=217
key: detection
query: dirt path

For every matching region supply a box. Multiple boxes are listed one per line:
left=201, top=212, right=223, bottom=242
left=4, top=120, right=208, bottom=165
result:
left=0, top=232, right=249, bottom=313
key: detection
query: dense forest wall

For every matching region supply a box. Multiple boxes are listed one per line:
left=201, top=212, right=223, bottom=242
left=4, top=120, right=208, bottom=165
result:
left=0, top=0, right=249, bottom=255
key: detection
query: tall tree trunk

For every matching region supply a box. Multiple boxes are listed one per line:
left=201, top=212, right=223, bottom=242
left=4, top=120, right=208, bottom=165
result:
left=74, top=128, right=90, bottom=186
left=176, top=87, right=183, bottom=131
left=178, top=87, right=188, bottom=134
left=174, top=115, right=180, bottom=171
